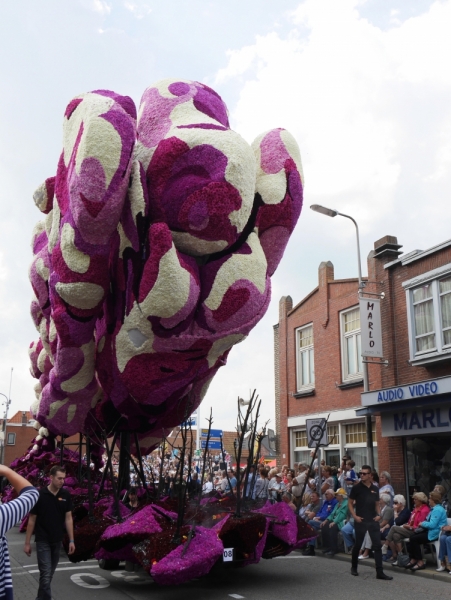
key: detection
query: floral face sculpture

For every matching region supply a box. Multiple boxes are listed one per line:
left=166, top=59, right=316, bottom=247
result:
left=28, top=79, right=303, bottom=452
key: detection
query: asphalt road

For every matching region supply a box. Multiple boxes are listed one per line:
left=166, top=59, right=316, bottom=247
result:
left=6, top=526, right=450, bottom=600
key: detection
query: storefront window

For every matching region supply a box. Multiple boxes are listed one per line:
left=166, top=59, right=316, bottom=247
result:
left=345, top=421, right=376, bottom=444
left=328, top=424, right=339, bottom=445
left=294, top=430, right=307, bottom=447
left=404, top=434, right=451, bottom=508
left=294, top=450, right=311, bottom=465
left=346, top=447, right=378, bottom=473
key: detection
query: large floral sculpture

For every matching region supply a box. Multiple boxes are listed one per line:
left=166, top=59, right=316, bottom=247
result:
left=28, top=79, right=303, bottom=451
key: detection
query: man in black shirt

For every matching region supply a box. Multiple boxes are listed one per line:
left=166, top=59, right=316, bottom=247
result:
left=348, top=465, right=392, bottom=580
left=24, top=466, right=75, bottom=600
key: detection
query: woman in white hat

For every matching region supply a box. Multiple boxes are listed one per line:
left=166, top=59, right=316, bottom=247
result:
left=320, top=488, right=349, bottom=556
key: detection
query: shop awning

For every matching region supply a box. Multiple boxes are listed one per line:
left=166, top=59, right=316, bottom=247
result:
left=356, top=391, right=451, bottom=417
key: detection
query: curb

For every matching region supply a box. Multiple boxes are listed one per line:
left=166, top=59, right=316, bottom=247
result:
left=314, top=550, right=451, bottom=583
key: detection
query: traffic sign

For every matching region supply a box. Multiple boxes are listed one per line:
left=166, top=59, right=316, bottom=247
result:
left=201, top=429, right=223, bottom=438
left=201, top=440, right=222, bottom=450
left=180, top=418, right=196, bottom=427
left=306, top=418, right=328, bottom=448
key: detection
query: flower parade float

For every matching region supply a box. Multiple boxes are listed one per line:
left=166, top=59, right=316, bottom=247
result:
left=9, top=79, right=317, bottom=584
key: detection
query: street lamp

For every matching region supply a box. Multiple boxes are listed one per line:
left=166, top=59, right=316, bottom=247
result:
left=310, top=205, right=374, bottom=466
left=0, top=392, right=11, bottom=466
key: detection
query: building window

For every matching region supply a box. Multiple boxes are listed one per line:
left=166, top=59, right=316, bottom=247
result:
left=327, top=424, right=340, bottom=445
left=406, top=270, right=451, bottom=363
left=296, top=324, right=314, bottom=390
left=293, top=429, right=309, bottom=466
left=294, top=430, right=308, bottom=448
left=341, top=307, right=363, bottom=381
left=6, top=432, right=16, bottom=445
left=345, top=421, right=376, bottom=444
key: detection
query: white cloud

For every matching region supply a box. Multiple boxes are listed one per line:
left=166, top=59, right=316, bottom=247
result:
left=0, top=252, right=7, bottom=281
left=92, top=0, right=111, bottom=15
left=123, top=1, right=152, bottom=19
left=214, top=0, right=451, bottom=234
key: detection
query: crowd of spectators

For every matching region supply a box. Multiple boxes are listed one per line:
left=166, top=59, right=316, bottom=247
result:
left=294, top=454, right=451, bottom=574
left=108, top=447, right=451, bottom=573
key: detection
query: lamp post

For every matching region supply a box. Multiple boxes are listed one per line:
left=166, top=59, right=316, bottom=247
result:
left=0, top=394, right=11, bottom=466
left=310, top=205, right=374, bottom=467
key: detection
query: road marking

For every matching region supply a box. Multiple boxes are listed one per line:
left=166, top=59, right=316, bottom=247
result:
left=110, top=570, right=153, bottom=585
left=28, top=565, right=100, bottom=573
left=20, top=560, right=97, bottom=569
left=229, top=595, right=245, bottom=599
left=71, top=573, right=110, bottom=589
left=275, top=555, right=315, bottom=559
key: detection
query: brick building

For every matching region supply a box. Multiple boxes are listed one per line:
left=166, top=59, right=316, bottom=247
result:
left=274, top=260, right=378, bottom=475
left=1, top=410, right=36, bottom=466
left=359, top=235, right=451, bottom=503
left=275, top=234, right=451, bottom=505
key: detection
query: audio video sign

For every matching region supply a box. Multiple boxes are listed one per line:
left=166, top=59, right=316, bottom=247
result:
left=361, top=375, right=451, bottom=407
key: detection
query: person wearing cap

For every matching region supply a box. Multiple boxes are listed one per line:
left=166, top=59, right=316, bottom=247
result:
left=320, top=488, right=349, bottom=556
left=268, top=473, right=285, bottom=502
left=303, top=488, right=337, bottom=556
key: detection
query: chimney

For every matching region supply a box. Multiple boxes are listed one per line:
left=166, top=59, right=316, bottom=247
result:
left=279, top=296, right=293, bottom=320
left=22, top=411, right=27, bottom=426
left=373, top=235, right=403, bottom=261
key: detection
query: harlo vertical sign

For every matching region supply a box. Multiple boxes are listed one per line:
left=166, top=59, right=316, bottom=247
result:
left=359, top=298, right=383, bottom=358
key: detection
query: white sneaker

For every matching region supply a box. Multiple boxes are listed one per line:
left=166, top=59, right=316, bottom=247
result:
left=436, top=565, right=447, bottom=572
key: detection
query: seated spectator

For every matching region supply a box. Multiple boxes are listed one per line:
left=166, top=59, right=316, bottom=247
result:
left=320, top=488, right=349, bottom=556
left=268, top=473, right=286, bottom=502
left=381, top=494, right=410, bottom=559
left=299, top=490, right=321, bottom=520
left=282, top=491, right=297, bottom=512
left=254, top=468, right=270, bottom=500
left=405, top=491, right=447, bottom=571
left=321, top=466, right=334, bottom=498
left=297, top=478, right=316, bottom=513
left=379, top=471, right=395, bottom=505
left=302, top=489, right=337, bottom=556
left=202, top=475, right=213, bottom=494
left=437, top=521, right=451, bottom=572
left=358, top=493, right=393, bottom=560
left=386, top=491, right=429, bottom=565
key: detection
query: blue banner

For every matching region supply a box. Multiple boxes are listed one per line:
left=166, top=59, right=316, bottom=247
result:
left=201, top=440, right=222, bottom=450
left=201, top=428, right=223, bottom=438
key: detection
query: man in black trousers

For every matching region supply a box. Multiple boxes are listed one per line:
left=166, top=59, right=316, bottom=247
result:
left=348, top=465, right=392, bottom=580
left=24, top=465, right=75, bottom=600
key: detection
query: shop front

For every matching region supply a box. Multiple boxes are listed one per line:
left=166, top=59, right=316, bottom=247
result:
left=359, top=374, right=451, bottom=506
left=288, top=408, right=378, bottom=472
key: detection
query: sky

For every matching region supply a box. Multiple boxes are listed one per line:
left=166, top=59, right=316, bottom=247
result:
left=1, top=0, right=450, bottom=437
